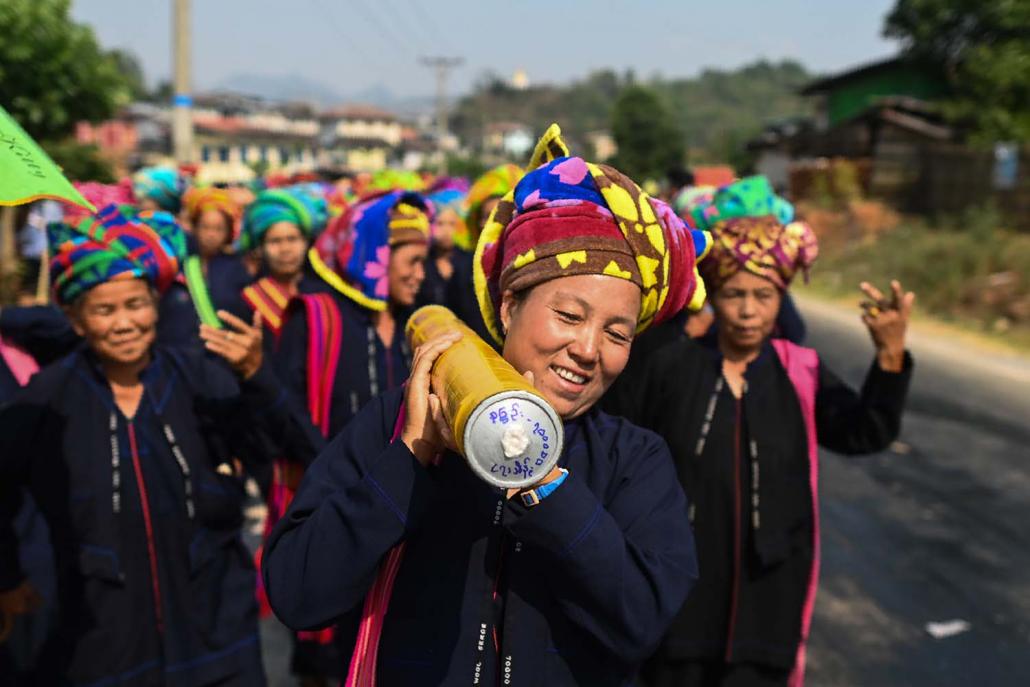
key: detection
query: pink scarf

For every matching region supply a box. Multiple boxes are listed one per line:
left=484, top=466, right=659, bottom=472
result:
left=0, top=333, right=39, bottom=387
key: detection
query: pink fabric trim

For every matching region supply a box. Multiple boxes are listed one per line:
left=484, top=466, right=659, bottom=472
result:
left=0, top=334, right=39, bottom=387
left=772, top=339, right=820, bottom=687
left=345, top=403, right=409, bottom=687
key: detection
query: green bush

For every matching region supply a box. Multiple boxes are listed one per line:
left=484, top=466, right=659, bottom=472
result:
left=809, top=219, right=1030, bottom=326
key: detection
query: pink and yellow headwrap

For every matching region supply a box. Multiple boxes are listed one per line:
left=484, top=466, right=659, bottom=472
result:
left=473, top=124, right=712, bottom=345
left=695, top=177, right=818, bottom=290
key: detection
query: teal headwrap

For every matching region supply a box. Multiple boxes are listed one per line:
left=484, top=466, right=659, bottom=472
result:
left=239, top=187, right=329, bottom=251
left=691, top=176, right=794, bottom=231
left=133, top=167, right=185, bottom=213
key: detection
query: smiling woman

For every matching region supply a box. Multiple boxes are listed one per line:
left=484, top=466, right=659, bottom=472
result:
left=500, top=275, right=640, bottom=419
left=0, top=204, right=321, bottom=686
left=263, top=125, right=712, bottom=686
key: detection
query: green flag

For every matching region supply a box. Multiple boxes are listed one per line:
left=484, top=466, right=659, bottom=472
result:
left=0, top=105, right=94, bottom=211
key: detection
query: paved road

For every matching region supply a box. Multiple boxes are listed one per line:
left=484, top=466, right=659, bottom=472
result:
left=254, top=298, right=1030, bottom=686
left=798, top=296, right=1030, bottom=686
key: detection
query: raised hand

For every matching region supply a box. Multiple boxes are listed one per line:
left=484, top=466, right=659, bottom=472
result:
left=401, top=330, right=462, bottom=466
left=859, top=280, right=915, bottom=373
left=200, top=310, right=264, bottom=379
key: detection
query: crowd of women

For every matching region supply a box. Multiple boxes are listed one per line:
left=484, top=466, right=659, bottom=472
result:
left=0, top=123, right=913, bottom=687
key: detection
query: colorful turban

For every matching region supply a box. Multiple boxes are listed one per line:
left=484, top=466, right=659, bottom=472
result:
left=474, top=124, right=711, bottom=345
left=133, top=167, right=185, bottom=213
left=672, top=185, right=716, bottom=221
left=64, top=180, right=135, bottom=224
left=310, top=191, right=431, bottom=311
left=427, top=176, right=470, bottom=195
left=466, top=164, right=524, bottom=240
left=691, top=176, right=794, bottom=231
left=427, top=188, right=471, bottom=248
left=693, top=177, right=817, bottom=290
left=367, top=169, right=425, bottom=194
left=239, top=187, right=329, bottom=251
left=326, top=185, right=353, bottom=221
left=49, top=204, right=187, bottom=305
left=183, top=186, right=242, bottom=239
left=701, top=217, right=818, bottom=291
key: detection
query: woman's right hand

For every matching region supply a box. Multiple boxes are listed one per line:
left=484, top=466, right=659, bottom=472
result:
left=401, top=330, right=462, bottom=466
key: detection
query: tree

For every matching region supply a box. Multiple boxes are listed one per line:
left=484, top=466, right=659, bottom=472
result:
left=109, top=49, right=148, bottom=102
left=149, top=80, right=174, bottom=105
left=884, top=0, right=1030, bottom=141
left=43, top=139, right=116, bottom=183
left=0, top=0, right=131, bottom=141
left=609, top=85, right=684, bottom=181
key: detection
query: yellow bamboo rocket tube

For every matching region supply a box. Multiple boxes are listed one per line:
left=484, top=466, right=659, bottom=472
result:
left=405, top=305, right=564, bottom=489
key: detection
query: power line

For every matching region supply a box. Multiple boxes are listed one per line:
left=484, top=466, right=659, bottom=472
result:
left=312, top=0, right=379, bottom=77
left=346, top=0, right=414, bottom=54
left=377, top=0, right=433, bottom=53
left=403, top=0, right=443, bottom=43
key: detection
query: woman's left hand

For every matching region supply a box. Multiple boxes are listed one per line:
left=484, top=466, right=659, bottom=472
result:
left=859, top=280, right=914, bottom=373
left=200, top=310, right=264, bottom=379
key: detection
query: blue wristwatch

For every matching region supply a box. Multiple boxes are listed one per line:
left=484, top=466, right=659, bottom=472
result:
left=520, top=468, right=569, bottom=507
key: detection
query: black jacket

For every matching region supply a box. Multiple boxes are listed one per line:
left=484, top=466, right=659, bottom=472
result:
left=607, top=338, right=912, bottom=669
left=0, top=346, right=322, bottom=686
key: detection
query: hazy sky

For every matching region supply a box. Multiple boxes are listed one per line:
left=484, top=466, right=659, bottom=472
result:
left=71, top=0, right=899, bottom=99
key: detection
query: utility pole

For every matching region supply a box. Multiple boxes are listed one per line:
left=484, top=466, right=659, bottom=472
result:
left=419, top=56, right=463, bottom=174
left=172, top=0, right=194, bottom=163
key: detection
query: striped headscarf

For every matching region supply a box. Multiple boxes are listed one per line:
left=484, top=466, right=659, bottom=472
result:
left=49, top=204, right=187, bottom=305
left=311, top=191, right=430, bottom=311
left=239, top=186, right=329, bottom=251
left=133, top=167, right=186, bottom=213
left=694, top=177, right=818, bottom=290
left=466, top=164, right=524, bottom=241
left=474, top=124, right=711, bottom=345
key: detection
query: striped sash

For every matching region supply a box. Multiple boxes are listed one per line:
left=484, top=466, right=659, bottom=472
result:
left=260, top=292, right=344, bottom=647
left=242, top=277, right=292, bottom=337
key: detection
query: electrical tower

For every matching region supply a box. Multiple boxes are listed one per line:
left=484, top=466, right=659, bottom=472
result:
left=419, top=56, right=463, bottom=174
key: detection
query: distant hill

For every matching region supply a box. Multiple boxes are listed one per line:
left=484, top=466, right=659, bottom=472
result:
left=451, top=60, right=815, bottom=165
left=213, top=72, right=435, bottom=117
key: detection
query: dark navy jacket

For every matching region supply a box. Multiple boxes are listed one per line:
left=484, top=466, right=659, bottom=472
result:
left=263, top=388, right=698, bottom=686
left=276, top=294, right=412, bottom=438
left=0, top=347, right=323, bottom=686
left=0, top=306, right=81, bottom=366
